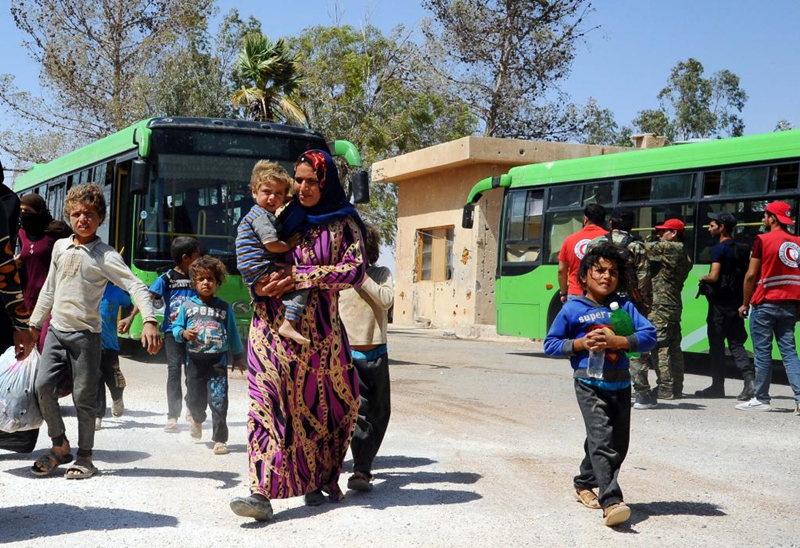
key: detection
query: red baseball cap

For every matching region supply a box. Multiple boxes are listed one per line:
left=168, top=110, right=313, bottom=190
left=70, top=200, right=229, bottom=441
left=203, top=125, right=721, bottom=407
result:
left=765, top=201, right=795, bottom=225
left=655, top=218, right=685, bottom=232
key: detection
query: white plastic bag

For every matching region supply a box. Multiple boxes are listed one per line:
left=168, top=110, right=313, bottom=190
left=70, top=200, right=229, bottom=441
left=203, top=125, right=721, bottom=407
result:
left=0, top=347, right=43, bottom=432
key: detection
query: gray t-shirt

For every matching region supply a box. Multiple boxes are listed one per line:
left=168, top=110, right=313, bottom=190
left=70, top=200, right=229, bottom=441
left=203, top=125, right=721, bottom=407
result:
left=251, top=210, right=282, bottom=262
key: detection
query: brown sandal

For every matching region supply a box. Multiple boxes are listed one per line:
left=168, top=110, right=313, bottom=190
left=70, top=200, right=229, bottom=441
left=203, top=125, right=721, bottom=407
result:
left=575, top=487, right=601, bottom=509
left=31, top=449, right=74, bottom=476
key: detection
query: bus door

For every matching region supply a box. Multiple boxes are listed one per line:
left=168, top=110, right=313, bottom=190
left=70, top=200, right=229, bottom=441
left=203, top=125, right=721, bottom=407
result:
left=496, top=188, right=544, bottom=337
left=115, top=161, right=133, bottom=264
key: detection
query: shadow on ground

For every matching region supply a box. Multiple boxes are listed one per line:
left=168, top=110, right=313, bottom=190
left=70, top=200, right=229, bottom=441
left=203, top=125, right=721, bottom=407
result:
left=108, top=467, right=240, bottom=489
left=610, top=500, right=727, bottom=532
left=240, top=454, right=482, bottom=528
left=0, top=503, right=178, bottom=542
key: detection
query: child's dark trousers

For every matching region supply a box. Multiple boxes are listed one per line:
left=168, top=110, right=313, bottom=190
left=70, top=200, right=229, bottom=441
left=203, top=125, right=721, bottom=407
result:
left=186, top=353, right=229, bottom=443
left=572, top=379, right=631, bottom=508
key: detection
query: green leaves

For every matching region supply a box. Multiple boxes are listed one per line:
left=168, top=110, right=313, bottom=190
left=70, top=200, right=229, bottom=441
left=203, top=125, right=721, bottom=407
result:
left=230, top=32, right=306, bottom=125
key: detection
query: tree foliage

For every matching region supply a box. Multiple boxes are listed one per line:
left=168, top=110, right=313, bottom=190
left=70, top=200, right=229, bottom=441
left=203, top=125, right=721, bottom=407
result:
left=289, top=24, right=477, bottom=244
left=0, top=1, right=242, bottom=166
left=633, top=58, right=747, bottom=142
left=421, top=0, right=594, bottom=139
left=230, top=33, right=306, bottom=124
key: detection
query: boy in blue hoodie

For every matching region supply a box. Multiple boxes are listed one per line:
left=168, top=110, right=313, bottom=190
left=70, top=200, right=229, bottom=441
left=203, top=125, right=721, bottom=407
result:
left=544, top=242, right=656, bottom=527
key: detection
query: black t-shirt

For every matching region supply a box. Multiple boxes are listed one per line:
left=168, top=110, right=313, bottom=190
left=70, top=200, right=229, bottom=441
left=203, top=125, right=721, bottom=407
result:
left=709, top=240, right=744, bottom=303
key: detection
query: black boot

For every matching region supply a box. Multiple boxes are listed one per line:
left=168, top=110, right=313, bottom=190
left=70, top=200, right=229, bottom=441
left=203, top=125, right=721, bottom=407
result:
left=695, top=382, right=725, bottom=398
left=737, top=372, right=755, bottom=401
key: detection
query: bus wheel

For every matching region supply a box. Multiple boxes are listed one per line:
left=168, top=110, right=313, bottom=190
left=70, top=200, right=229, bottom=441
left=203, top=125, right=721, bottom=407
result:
left=546, top=291, right=564, bottom=331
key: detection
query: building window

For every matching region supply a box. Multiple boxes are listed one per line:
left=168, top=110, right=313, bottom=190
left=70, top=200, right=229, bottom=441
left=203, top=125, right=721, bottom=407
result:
left=415, top=226, right=453, bottom=282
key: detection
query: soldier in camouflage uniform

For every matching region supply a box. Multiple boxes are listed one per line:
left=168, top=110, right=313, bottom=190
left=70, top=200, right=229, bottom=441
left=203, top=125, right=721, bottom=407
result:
left=589, top=208, right=652, bottom=316
left=630, top=218, right=692, bottom=409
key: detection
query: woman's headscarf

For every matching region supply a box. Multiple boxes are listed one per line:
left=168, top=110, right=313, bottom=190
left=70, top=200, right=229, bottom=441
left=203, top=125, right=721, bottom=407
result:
left=294, top=150, right=365, bottom=234
left=20, top=194, right=52, bottom=236
left=19, top=194, right=71, bottom=239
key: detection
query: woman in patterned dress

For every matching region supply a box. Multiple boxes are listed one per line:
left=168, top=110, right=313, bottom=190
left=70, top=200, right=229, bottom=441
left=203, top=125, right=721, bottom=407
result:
left=231, top=150, right=366, bottom=521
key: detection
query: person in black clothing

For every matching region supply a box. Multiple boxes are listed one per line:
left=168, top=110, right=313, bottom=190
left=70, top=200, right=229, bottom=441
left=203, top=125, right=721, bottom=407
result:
left=0, top=165, right=34, bottom=357
left=696, top=212, right=754, bottom=399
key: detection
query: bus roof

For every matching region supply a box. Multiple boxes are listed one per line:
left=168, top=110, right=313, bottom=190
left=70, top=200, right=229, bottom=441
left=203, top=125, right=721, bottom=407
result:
left=13, top=120, right=150, bottom=192
left=13, top=117, right=328, bottom=192
left=506, top=129, right=800, bottom=189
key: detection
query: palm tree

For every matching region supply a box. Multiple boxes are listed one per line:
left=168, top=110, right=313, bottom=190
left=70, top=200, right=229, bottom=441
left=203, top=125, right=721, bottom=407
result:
left=231, top=33, right=307, bottom=125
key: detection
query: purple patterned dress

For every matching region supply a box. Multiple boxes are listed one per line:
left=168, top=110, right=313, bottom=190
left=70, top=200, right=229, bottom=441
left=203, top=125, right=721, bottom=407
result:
left=246, top=217, right=365, bottom=500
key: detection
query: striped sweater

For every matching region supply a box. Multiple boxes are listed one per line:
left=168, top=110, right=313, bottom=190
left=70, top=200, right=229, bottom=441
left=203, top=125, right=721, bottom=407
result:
left=236, top=204, right=276, bottom=290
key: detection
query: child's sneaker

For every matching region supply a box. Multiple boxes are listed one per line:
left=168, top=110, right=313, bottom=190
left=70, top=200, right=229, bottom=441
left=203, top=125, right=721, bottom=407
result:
left=164, top=418, right=180, bottom=433
left=213, top=442, right=229, bottom=455
left=189, top=417, right=202, bottom=440
left=111, top=398, right=124, bottom=417
left=735, top=397, right=771, bottom=412
left=603, top=502, right=631, bottom=526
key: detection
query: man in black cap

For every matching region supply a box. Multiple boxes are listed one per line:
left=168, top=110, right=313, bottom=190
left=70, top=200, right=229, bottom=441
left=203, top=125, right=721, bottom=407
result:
left=696, top=211, right=753, bottom=399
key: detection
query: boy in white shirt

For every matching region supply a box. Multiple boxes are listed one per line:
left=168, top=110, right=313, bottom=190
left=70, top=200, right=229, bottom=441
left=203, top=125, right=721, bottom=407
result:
left=29, top=183, right=161, bottom=479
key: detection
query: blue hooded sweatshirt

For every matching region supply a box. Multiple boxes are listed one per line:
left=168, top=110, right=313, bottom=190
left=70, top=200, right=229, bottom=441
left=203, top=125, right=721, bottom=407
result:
left=544, top=295, right=657, bottom=389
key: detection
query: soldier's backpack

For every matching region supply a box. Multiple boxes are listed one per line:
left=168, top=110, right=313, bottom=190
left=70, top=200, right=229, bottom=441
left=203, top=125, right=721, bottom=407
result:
left=604, top=231, right=645, bottom=305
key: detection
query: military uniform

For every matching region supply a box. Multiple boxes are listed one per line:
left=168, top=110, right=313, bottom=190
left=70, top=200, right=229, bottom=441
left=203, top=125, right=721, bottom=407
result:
left=630, top=240, right=692, bottom=398
left=589, top=229, right=653, bottom=316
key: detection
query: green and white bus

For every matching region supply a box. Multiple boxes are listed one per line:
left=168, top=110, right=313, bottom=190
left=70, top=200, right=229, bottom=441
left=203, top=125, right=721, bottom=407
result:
left=462, top=129, right=800, bottom=355
left=13, top=117, right=369, bottom=340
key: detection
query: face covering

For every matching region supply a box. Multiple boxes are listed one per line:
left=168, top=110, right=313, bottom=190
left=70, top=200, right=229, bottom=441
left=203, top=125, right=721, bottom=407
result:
left=20, top=210, right=51, bottom=235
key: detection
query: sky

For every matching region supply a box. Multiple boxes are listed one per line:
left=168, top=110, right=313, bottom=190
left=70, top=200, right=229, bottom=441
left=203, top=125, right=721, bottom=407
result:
left=2, top=0, right=800, bottom=269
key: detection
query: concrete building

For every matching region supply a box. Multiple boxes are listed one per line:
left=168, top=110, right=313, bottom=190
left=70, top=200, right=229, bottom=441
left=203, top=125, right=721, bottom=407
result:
left=371, top=136, right=627, bottom=338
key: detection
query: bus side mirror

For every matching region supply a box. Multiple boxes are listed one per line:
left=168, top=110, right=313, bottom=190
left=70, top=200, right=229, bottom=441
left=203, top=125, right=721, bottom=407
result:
left=130, top=159, right=149, bottom=195
left=462, top=203, right=474, bottom=229
left=351, top=169, right=369, bottom=204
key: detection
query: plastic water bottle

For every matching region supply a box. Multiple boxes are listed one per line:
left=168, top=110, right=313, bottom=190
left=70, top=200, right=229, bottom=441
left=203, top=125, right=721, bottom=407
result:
left=609, top=302, right=634, bottom=336
left=587, top=348, right=605, bottom=379
left=586, top=324, right=609, bottom=379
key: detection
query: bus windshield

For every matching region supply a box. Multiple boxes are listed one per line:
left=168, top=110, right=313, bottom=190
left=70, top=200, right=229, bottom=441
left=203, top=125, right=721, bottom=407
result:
left=134, top=129, right=326, bottom=272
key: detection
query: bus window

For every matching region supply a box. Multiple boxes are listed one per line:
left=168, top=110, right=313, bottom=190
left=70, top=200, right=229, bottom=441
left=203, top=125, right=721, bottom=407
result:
left=619, top=177, right=651, bottom=202
left=545, top=211, right=583, bottom=263
left=582, top=182, right=613, bottom=206
left=695, top=198, right=795, bottom=263
left=504, top=190, right=543, bottom=263
left=650, top=173, right=693, bottom=200
left=549, top=184, right=581, bottom=208
left=95, top=179, right=113, bottom=245
left=769, top=163, right=799, bottom=192
left=632, top=204, right=696, bottom=258
left=704, top=166, right=768, bottom=196
left=47, top=181, right=66, bottom=221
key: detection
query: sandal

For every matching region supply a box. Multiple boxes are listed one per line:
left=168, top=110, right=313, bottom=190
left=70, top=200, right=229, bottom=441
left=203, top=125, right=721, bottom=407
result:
left=31, top=449, right=74, bottom=476
left=64, top=459, right=97, bottom=480
left=575, top=487, right=601, bottom=509
left=213, top=442, right=229, bottom=455
left=347, top=471, right=373, bottom=492
left=230, top=495, right=273, bottom=522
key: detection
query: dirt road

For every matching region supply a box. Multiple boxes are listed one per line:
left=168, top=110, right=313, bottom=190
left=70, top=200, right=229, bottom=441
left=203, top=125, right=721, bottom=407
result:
left=0, top=328, right=796, bottom=546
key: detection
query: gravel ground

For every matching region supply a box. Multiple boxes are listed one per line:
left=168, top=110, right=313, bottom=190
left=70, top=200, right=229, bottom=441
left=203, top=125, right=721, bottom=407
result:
left=0, top=328, right=798, bottom=547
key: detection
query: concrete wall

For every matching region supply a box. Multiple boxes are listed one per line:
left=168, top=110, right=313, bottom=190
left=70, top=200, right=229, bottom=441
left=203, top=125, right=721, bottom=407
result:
left=373, top=137, right=628, bottom=333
